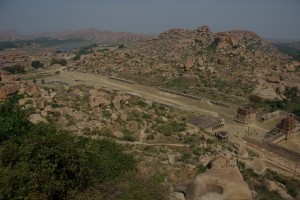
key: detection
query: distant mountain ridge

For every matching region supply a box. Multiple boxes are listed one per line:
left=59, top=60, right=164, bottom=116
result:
left=0, top=28, right=153, bottom=43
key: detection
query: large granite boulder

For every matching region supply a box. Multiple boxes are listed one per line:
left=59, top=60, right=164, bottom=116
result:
left=0, top=88, right=7, bottom=99
left=245, top=157, right=266, bottom=175
left=29, top=114, right=48, bottom=124
left=264, top=180, right=293, bottom=200
left=0, top=84, right=20, bottom=99
left=37, top=97, right=47, bottom=110
left=25, top=84, right=40, bottom=97
left=185, top=167, right=252, bottom=200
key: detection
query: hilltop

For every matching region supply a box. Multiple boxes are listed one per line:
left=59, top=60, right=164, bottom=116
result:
left=72, top=25, right=299, bottom=103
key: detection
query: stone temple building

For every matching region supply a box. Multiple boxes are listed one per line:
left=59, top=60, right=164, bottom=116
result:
left=234, top=106, right=256, bottom=125
left=189, top=115, right=225, bottom=133
left=275, top=115, right=297, bottom=140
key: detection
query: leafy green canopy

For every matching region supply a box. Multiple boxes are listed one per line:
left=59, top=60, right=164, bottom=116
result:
left=31, top=60, right=44, bottom=69
left=0, top=96, right=136, bottom=199
left=0, top=95, right=31, bottom=142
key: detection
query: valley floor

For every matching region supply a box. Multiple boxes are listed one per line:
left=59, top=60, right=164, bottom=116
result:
left=22, top=67, right=300, bottom=175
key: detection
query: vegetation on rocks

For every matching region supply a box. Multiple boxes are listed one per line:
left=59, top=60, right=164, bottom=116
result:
left=249, top=88, right=300, bottom=118
left=0, top=95, right=168, bottom=199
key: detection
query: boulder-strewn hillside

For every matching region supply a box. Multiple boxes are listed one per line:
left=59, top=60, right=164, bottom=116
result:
left=73, top=26, right=299, bottom=103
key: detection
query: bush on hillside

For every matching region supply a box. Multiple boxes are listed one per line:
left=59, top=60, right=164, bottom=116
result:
left=31, top=60, right=44, bottom=69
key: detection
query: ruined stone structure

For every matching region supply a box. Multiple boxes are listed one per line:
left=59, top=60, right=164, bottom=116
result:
left=189, top=115, right=225, bottom=132
left=159, top=88, right=231, bottom=108
left=215, top=131, right=229, bottom=141
left=275, top=115, right=297, bottom=140
left=234, top=106, right=256, bottom=124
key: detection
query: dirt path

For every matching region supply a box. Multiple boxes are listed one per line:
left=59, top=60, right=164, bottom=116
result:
left=60, top=70, right=220, bottom=116
left=116, top=140, right=188, bottom=147
left=22, top=68, right=236, bottom=118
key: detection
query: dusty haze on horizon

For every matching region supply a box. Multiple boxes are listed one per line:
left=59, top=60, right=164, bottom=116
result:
left=0, top=0, right=300, bottom=39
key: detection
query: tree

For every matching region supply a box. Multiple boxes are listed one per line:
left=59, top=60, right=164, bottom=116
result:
left=249, top=94, right=262, bottom=104
left=118, top=44, right=125, bottom=49
left=0, top=97, right=137, bottom=199
left=0, top=124, right=136, bottom=199
left=284, top=86, right=299, bottom=100
left=0, top=95, right=31, bottom=142
left=31, top=60, right=44, bottom=69
left=2, top=65, right=25, bottom=74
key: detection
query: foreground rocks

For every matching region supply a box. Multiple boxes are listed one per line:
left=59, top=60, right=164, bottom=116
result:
left=0, top=84, right=20, bottom=99
left=264, top=180, right=293, bottom=200
left=245, top=157, right=266, bottom=175
left=29, top=113, right=48, bottom=124
left=185, top=167, right=252, bottom=200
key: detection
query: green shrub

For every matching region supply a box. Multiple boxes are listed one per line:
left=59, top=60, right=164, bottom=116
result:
left=155, top=120, right=186, bottom=136
left=146, top=134, right=154, bottom=140
left=196, top=164, right=207, bottom=173
left=73, top=54, right=81, bottom=61
left=2, top=65, right=25, bottom=74
left=123, top=133, right=136, bottom=141
left=118, top=44, right=125, bottom=49
left=0, top=98, right=137, bottom=199
left=0, top=95, right=31, bottom=142
left=284, top=86, right=299, bottom=100
left=180, top=152, right=192, bottom=162
left=69, top=172, right=169, bottom=200
left=31, top=60, right=44, bottom=69
left=0, top=125, right=136, bottom=199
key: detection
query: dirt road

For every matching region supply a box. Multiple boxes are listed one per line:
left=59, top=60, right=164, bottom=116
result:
left=25, top=68, right=227, bottom=116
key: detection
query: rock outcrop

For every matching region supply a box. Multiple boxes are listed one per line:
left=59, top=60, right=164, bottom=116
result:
left=264, top=180, right=293, bottom=200
left=185, top=167, right=252, bottom=200
left=29, top=113, right=48, bottom=124
left=26, top=84, right=40, bottom=97
left=0, top=84, right=20, bottom=99
left=245, top=157, right=266, bottom=175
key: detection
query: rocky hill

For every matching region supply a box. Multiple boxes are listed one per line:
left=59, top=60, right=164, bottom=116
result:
left=73, top=26, right=299, bottom=103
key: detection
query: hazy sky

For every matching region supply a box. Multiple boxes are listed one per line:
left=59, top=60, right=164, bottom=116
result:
left=0, top=0, right=300, bottom=39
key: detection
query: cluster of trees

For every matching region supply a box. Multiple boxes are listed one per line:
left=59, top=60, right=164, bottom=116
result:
left=0, top=38, right=86, bottom=52
left=0, top=41, right=18, bottom=51
left=0, top=95, right=168, bottom=199
left=2, top=64, right=25, bottom=74
left=155, top=120, right=187, bottom=136
left=31, top=60, right=44, bottom=69
left=249, top=86, right=300, bottom=118
left=274, top=43, right=300, bottom=61
left=73, top=43, right=98, bottom=61
left=118, top=44, right=125, bottom=49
